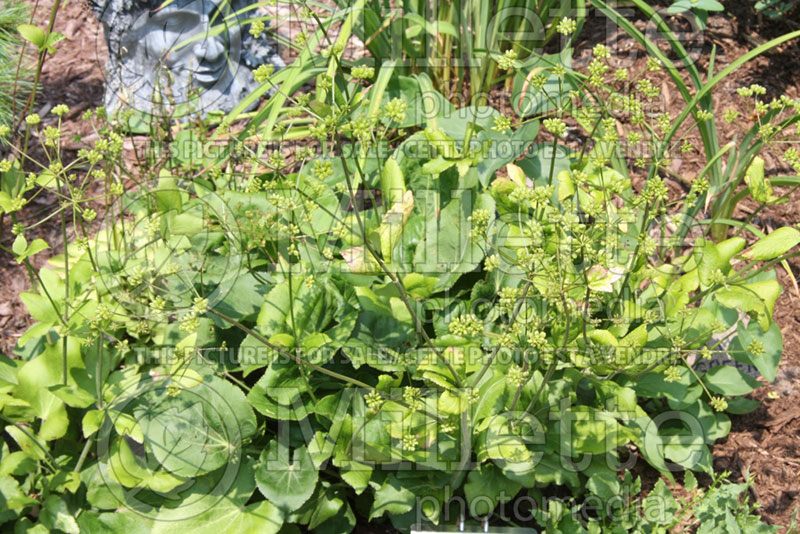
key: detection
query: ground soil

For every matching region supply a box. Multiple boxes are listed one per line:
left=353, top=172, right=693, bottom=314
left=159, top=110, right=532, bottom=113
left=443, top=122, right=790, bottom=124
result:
left=2, top=0, right=799, bottom=530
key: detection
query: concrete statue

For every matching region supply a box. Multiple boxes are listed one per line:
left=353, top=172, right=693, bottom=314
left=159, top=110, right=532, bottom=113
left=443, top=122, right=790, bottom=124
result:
left=89, top=0, right=283, bottom=117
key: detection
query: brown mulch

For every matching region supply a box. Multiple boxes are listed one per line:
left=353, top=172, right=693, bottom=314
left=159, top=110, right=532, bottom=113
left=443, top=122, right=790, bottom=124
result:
left=0, top=0, right=105, bottom=356
left=1, top=0, right=799, bottom=529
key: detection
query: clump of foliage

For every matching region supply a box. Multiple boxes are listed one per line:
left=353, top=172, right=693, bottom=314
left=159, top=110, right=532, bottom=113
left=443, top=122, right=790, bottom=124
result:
left=335, top=0, right=586, bottom=102
left=0, top=0, right=799, bottom=533
left=754, top=0, right=798, bottom=18
left=666, top=0, right=724, bottom=30
left=0, top=2, right=33, bottom=129
left=540, top=470, right=796, bottom=533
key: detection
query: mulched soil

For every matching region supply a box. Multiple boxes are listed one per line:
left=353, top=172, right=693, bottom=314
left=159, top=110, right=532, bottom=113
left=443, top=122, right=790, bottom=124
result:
left=1, top=0, right=799, bottom=529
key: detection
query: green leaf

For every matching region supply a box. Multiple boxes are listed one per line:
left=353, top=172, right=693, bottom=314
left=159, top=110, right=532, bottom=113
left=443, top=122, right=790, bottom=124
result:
left=554, top=407, right=633, bottom=455
left=376, top=189, right=414, bottom=260
left=313, top=502, right=355, bottom=534
left=685, top=399, right=731, bottom=443
left=40, top=495, right=79, bottom=534
left=17, top=24, right=45, bottom=48
left=339, top=460, right=372, bottom=494
left=586, top=264, right=625, bottom=293
left=4, top=425, right=48, bottom=462
left=412, top=192, right=492, bottom=291
left=557, top=169, right=575, bottom=202
left=694, top=0, right=725, bottom=10
left=13, top=518, right=50, bottom=534
left=43, top=31, right=65, bottom=53
left=729, top=321, right=782, bottom=382
left=464, top=463, right=521, bottom=516
left=0, top=452, right=37, bottom=477
left=716, top=237, right=747, bottom=265
left=0, top=475, right=36, bottom=522
left=82, top=410, right=106, bottom=438
left=152, top=461, right=284, bottom=534
left=49, top=383, right=95, bottom=408
left=77, top=510, right=153, bottom=534
left=348, top=287, right=414, bottom=350
left=684, top=470, right=698, bottom=492
left=255, top=441, right=318, bottom=513
left=741, top=226, right=800, bottom=261
left=105, top=438, right=187, bottom=492
left=308, top=486, right=346, bottom=530
left=587, top=329, right=619, bottom=346
left=715, top=280, right=781, bottom=331
left=704, top=365, right=761, bottom=396
left=479, top=416, right=536, bottom=485
left=12, top=235, right=26, bottom=257
left=134, top=376, right=256, bottom=477
left=724, top=396, right=761, bottom=414
left=19, top=292, right=59, bottom=324
left=16, top=339, right=84, bottom=441
left=586, top=471, right=621, bottom=501
left=25, top=239, right=50, bottom=258
left=381, top=157, right=406, bottom=207
left=744, top=156, right=783, bottom=204
left=422, top=156, right=455, bottom=175
left=642, top=479, right=678, bottom=525
left=370, top=474, right=416, bottom=519
left=667, top=0, right=693, bottom=13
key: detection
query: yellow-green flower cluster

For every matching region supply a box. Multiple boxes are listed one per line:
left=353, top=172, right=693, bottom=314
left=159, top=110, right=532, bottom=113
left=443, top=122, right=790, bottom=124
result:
left=663, top=366, right=682, bottom=382
left=497, top=49, right=517, bottom=71
left=402, top=386, right=422, bottom=410
left=736, top=84, right=766, bottom=98
left=401, top=434, right=417, bottom=451
left=710, top=396, right=728, bottom=412
left=784, top=148, right=800, bottom=172
left=747, top=339, right=765, bottom=358
left=636, top=79, right=659, bottom=100
left=383, top=98, right=407, bottom=123
left=485, top=254, right=500, bottom=272
left=556, top=17, right=577, bottom=35
left=52, top=104, right=70, bottom=116
left=351, top=65, right=375, bottom=79
left=313, top=159, right=333, bottom=180
left=365, top=390, right=383, bottom=412
left=592, top=44, right=611, bottom=60
left=467, top=208, right=491, bottom=241
left=543, top=117, right=567, bottom=137
left=507, top=364, right=530, bottom=387
left=254, top=64, right=274, bottom=83
left=448, top=314, right=483, bottom=338
left=527, top=329, right=547, bottom=349
left=498, top=286, right=521, bottom=315
left=492, top=115, right=512, bottom=134
left=249, top=19, right=265, bottom=38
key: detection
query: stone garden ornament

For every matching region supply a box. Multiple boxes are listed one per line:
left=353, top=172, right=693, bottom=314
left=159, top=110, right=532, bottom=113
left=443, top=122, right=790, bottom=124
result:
left=89, top=0, right=283, bottom=117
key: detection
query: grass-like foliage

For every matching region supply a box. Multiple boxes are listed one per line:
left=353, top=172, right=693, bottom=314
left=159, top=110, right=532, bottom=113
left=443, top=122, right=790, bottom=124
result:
left=0, top=2, right=33, bottom=129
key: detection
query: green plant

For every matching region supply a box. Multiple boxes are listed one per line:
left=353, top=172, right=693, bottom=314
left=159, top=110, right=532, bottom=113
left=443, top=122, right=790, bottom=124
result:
left=666, top=0, right=724, bottom=31
left=534, top=470, right=795, bottom=533
left=334, top=0, right=586, bottom=103
left=3, top=95, right=799, bottom=534
left=754, top=0, right=798, bottom=18
left=589, top=0, right=800, bottom=298
left=0, top=2, right=34, bottom=129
